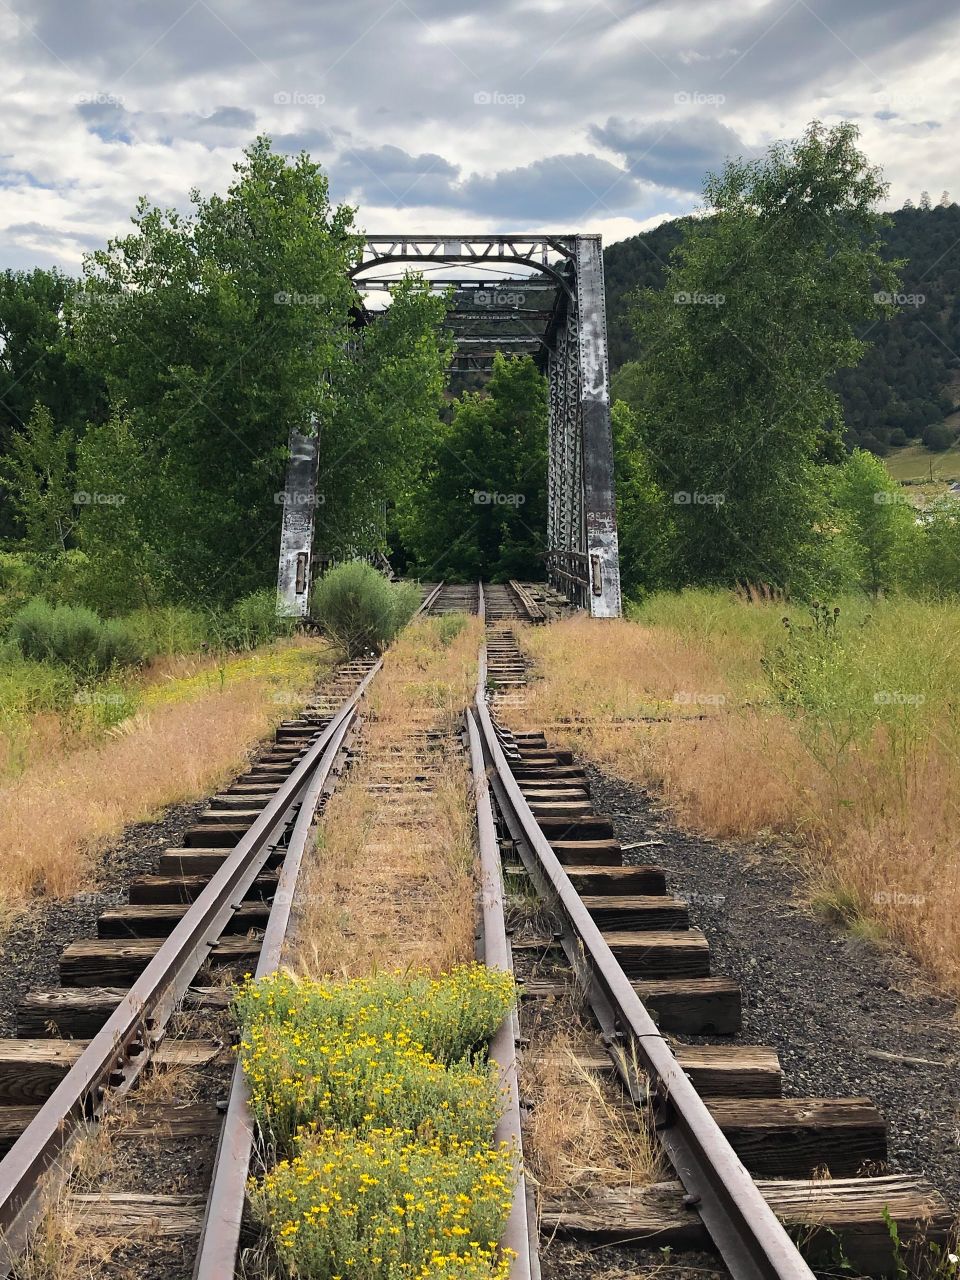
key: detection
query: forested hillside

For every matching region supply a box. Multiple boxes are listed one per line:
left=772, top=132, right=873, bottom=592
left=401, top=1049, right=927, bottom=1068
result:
left=605, top=200, right=960, bottom=456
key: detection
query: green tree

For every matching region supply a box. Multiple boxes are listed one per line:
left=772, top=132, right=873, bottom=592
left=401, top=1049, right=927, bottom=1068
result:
left=320, top=277, right=453, bottom=557
left=625, top=121, right=901, bottom=591
left=0, top=403, right=76, bottom=554
left=73, top=137, right=361, bottom=601
left=922, top=421, right=954, bottom=451
left=402, top=354, right=547, bottom=580
left=833, top=449, right=916, bottom=594
left=73, top=406, right=165, bottom=612
left=0, top=269, right=105, bottom=536
left=610, top=399, right=673, bottom=597
left=905, top=501, right=960, bottom=596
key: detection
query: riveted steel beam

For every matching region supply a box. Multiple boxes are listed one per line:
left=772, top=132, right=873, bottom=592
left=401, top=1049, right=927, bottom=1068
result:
left=348, top=234, right=623, bottom=617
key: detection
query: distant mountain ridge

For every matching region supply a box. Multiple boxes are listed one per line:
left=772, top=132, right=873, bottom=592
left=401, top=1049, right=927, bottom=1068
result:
left=603, top=202, right=960, bottom=454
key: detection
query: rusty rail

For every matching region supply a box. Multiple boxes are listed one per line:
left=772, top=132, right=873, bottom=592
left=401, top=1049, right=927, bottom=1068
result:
left=192, top=705, right=360, bottom=1277
left=507, top=580, right=545, bottom=623
left=473, top=644, right=816, bottom=1280
left=190, top=577, right=443, bottom=1277
left=0, top=656, right=383, bottom=1266
left=467, top=583, right=538, bottom=1279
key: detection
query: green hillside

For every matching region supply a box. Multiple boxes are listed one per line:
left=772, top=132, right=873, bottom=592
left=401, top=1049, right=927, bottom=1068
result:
left=604, top=201, right=960, bottom=457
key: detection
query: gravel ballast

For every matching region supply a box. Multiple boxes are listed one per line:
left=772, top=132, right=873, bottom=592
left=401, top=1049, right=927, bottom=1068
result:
left=0, top=798, right=208, bottom=1038
left=585, top=761, right=960, bottom=1212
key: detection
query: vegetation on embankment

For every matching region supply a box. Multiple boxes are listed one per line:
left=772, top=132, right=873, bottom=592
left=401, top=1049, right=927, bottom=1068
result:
left=0, top=574, right=299, bottom=767
left=518, top=592, right=960, bottom=995
left=0, top=634, right=331, bottom=919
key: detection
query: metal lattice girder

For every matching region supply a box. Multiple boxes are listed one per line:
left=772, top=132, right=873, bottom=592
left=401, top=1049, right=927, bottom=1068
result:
left=454, top=336, right=543, bottom=347
left=353, top=235, right=577, bottom=273
left=347, top=233, right=623, bottom=618
left=445, top=309, right=555, bottom=321
left=360, top=278, right=561, bottom=299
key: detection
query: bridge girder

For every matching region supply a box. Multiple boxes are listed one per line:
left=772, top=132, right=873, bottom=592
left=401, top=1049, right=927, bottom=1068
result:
left=278, top=233, right=622, bottom=619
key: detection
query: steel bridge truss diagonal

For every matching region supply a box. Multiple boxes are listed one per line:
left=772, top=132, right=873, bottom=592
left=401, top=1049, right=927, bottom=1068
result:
left=277, top=234, right=622, bottom=619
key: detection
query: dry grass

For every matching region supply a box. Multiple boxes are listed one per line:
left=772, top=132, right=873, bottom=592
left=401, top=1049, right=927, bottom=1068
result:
left=0, top=638, right=327, bottom=781
left=0, top=637, right=329, bottom=920
left=287, top=615, right=483, bottom=977
left=8, top=1122, right=135, bottom=1280
left=522, top=1014, right=662, bottom=1197
left=11, top=1202, right=122, bottom=1280
left=518, top=610, right=960, bottom=996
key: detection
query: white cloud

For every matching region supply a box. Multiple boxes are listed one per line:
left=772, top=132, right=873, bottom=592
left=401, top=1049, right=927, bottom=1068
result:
left=0, top=0, right=957, bottom=270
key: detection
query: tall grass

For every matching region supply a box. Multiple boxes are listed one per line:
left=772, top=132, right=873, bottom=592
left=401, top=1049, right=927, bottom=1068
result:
left=0, top=637, right=330, bottom=917
left=520, top=592, right=960, bottom=995
left=0, top=591, right=305, bottom=780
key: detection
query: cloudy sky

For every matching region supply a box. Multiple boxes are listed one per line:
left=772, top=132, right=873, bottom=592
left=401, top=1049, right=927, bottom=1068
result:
left=1, top=0, right=958, bottom=272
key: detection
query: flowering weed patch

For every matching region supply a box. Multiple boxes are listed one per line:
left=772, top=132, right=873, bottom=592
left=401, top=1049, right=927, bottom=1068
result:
left=241, top=1023, right=502, bottom=1155
left=255, top=1128, right=514, bottom=1278
left=235, top=965, right=516, bottom=1064
left=237, top=967, right=518, bottom=1278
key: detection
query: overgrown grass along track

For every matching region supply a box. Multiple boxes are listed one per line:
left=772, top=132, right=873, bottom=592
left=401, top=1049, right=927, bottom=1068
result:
left=0, top=649, right=381, bottom=1272
left=1, top=580, right=949, bottom=1280
left=0, top=587, right=452, bottom=1275
left=475, top=601, right=953, bottom=1280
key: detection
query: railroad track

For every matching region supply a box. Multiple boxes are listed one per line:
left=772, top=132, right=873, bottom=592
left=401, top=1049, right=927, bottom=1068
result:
left=471, top=599, right=953, bottom=1280
left=425, top=579, right=563, bottom=623
left=0, top=586, right=447, bottom=1274
left=0, top=582, right=950, bottom=1278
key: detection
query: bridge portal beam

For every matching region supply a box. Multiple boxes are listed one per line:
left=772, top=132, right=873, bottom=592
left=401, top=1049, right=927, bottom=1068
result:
left=276, top=427, right=320, bottom=617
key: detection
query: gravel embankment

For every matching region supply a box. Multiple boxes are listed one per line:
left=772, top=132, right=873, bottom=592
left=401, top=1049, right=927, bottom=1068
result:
left=0, top=799, right=208, bottom=1038
left=585, top=762, right=960, bottom=1211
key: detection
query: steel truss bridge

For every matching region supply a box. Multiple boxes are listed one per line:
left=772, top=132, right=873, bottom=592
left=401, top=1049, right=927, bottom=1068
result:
left=277, top=234, right=622, bottom=619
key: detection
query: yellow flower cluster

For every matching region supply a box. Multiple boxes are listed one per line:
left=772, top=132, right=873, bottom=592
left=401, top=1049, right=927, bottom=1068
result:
left=240, top=1020, right=502, bottom=1153
left=415, top=1248, right=514, bottom=1279
left=234, top=965, right=516, bottom=1066
left=238, top=968, right=518, bottom=1279
left=256, top=1128, right=515, bottom=1278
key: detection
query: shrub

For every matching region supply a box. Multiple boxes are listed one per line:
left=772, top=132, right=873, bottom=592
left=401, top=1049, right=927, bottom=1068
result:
left=236, top=968, right=514, bottom=1156
left=241, top=1021, right=502, bottom=1154
left=235, top=966, right=516, bottom=1065
left=223, top=589, right=296, bottom=651
left=0, top=553, right=40, bottom=634
left=96, top=618, right=145, bottom=668
left=41, top=549, right=95, bottom=607
left=8, top=599, right=150, bottom=673
left=434, top=612, right=468, bottom=646
left=256, top=1129, right=514, bottom=1279
left=122, top=605, right=212, bottom=660
left=239, top=967, right=517, bottom=1278
left=832, top=448, right=916, bottom=594
left=922, top=421, right=954, bottom=451
left=10, top=599, right=101, bottom=670
left=311, top=562, right=419, bottom=658
left=0, top=653, right=76, bottom=719
left=0, top=553, right=38, bottom=596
